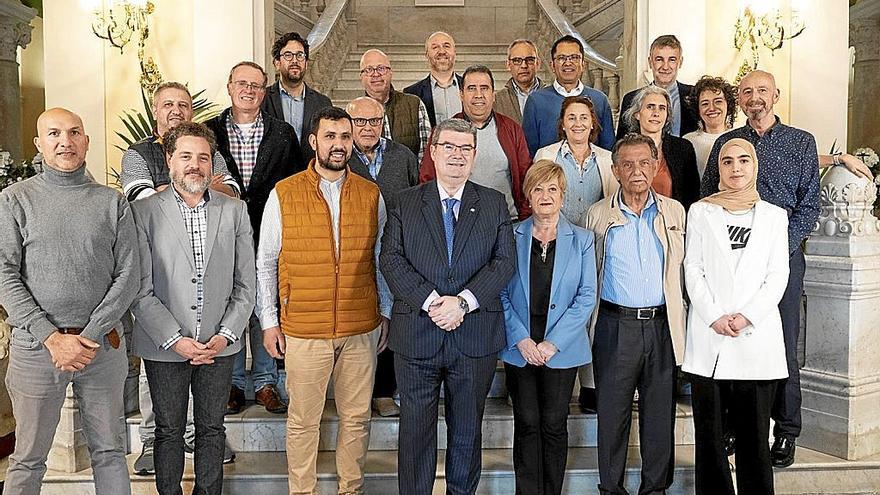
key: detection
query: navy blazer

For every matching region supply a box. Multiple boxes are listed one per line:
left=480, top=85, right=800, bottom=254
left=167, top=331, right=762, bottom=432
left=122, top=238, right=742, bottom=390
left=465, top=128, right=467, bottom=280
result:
left=499, top=216, right=597, bottom=369
left=261, top=81, right=332, bottom=164
left=380, top=180, right=516, bottom=359
left=403, top=74, right=465, bottom=127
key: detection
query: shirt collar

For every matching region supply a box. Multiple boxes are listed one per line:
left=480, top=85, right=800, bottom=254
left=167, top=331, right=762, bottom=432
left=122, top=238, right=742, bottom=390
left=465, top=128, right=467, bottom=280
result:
left=171, top=184, right=210, bottom=208
left=745, top=115, right=783, bottom=137
left=617, top=190, right=656, bottom=217
left=553, top=79, right=584, bottom=97
left=511, top=77, right=541, bottom=98
left=279, top=82, right=305, bottom=100
left=431, top=75, right=459, bottom=89
left=354, top=137, right=387, bottom=160
left=319, top=171, right=347, bottom=189
left=655, top=80, right=678, bottom=96
left=560, top=140, right=596, bottom=162
left=437, top=181, right=466, bottom=203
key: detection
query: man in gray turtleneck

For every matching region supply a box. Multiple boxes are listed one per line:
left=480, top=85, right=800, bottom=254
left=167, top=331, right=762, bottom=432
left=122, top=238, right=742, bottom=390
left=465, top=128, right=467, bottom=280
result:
left=0, top=108, right=139, bottom=495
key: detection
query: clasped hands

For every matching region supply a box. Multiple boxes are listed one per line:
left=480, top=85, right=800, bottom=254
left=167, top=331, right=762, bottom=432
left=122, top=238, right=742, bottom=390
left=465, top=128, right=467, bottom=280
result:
left=710, top=313, right=752, bottom=337
left=45, top=332, right=100, bottom=372
left=172, top=335, right=228, bottom=365
left=428, top=295, right=465, bottom=331
left=516, top=338, right=557, bottom=366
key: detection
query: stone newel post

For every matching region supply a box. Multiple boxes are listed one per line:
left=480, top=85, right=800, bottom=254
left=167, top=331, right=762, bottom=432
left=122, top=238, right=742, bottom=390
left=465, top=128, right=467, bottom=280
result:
left=0, top=0, right=36, bottom=162
left=800, top=166, right=880, bottom=460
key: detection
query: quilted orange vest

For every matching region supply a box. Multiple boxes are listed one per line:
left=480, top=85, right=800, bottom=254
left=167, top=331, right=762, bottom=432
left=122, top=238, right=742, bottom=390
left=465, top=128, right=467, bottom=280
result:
left=276, top=163, right=381, bottom=339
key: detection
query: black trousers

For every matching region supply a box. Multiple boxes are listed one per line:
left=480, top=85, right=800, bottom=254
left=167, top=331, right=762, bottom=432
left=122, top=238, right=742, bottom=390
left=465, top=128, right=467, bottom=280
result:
left=144, top=355, right=234, bottom=495
left=373, top=347, right=396, bottom=398
left=690, top=375, right=777, bottom=495
left=395, top=339, right=497, bottom=495
left=772, top=247, right=805, bottom=439
left=505, top=363, right=578, bottom=495
left=593, top=309, right=676, bottom=495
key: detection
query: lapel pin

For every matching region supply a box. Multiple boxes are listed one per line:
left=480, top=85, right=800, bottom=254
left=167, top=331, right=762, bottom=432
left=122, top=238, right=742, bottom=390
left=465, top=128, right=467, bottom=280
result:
left=470, top=208, right=475, bottom=212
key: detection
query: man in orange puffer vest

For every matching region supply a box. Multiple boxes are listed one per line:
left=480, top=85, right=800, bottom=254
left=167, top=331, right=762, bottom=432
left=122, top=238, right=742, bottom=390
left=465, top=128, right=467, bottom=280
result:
left=256, top=106, right=392, bottom=494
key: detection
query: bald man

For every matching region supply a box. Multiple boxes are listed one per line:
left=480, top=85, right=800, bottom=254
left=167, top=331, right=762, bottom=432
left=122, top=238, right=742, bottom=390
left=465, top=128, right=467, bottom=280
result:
left=359, top=48, right=432, bottom=162
left=0, top=108, right=139, bottom=494
left=405, top=31, right=464, bottom=126
left=701, top=69, right=820, bottom=469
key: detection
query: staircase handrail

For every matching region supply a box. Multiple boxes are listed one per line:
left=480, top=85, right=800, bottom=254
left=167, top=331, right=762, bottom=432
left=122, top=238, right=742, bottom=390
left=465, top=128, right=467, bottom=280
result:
left=274, top=1, right=314, bottom=32
left=533, top=0, right=617, bottom=72
left=571, top=0, right=620, bottom=30
left=303, top=0, right=355, bottom=94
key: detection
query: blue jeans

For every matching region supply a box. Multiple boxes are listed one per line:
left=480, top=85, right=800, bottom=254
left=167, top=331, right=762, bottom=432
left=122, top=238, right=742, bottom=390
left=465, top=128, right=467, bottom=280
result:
left=231, top=315, right=278, bottom=391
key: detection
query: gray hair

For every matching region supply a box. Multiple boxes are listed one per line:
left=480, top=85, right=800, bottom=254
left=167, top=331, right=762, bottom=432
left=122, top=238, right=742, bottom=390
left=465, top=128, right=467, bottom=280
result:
left=622, top=85, right=672, bottom=135
left=611, top=133, right=658, bottom=165
left=506, top=38, right=537, bottom=57
left=152, top=81, right=191, bottom=109
left=433, top=118, right=477, bottom=147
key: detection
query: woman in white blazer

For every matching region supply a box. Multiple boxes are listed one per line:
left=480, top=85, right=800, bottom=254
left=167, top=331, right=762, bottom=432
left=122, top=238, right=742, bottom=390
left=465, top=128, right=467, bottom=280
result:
left=682, top=138, right=790, bottom=495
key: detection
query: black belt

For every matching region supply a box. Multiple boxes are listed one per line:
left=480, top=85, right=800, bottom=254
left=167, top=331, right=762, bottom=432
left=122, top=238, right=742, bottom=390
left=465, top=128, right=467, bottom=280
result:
left=599, top=300, right=666, bottom=320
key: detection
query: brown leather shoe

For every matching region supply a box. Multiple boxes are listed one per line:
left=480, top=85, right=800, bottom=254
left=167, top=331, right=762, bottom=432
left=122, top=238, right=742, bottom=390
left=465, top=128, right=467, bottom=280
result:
left=255, top=384, right=287, bottom=414
left=226, top=385, right=245, bottom=415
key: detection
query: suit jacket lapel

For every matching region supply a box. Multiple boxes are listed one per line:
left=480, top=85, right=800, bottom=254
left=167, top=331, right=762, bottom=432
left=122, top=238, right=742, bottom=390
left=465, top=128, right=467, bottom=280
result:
left=550, top=217, right=574, bottom=299
left=421, top=183, right=448, bottom=263
left=202, top=195, right=221, bottom=268
left=157, top=189, right=196, bottom=270
left=451, top=182, right=480, bottom=265
left=247, top=112, right=273, bottom=193
left=302, top=87, right=317, bottom=148
left=514, top=219, right=532, bottom=304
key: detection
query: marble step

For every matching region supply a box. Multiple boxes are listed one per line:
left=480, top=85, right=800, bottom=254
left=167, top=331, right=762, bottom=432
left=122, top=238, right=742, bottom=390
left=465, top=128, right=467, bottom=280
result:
left=355, top=43, right=509, bottom=55
left=38, top=446, right=880, bottom=494
left=126, top=398, right=695, bottom=454
left=334, top=66, right=509, bottom=82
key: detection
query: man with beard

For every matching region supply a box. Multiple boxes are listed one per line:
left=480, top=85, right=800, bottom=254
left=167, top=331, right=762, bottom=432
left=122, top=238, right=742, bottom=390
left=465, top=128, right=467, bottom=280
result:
left=360, top=48, right=432, bottom=162
left=405, top=31, right=464, bottom=126
left=494, top=38, right=544, bottom=124
left=0, top=108, right=139, bottom=495
left=130, top=121, right=255, bottom=494
left=701, top=69, right=820, bottom=469
left=262, top=31, right=332, bottom=164
left=258, top=107, right=392, bottom=494
left=207, top=61, right=304, bottom=418
left=121, top=81, right=239, bottom=201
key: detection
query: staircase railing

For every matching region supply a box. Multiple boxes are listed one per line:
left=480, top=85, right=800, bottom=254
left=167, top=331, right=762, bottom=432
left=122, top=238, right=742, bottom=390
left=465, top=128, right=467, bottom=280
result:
left=302, top=0, right=356, bottom=95
left=571, top=0, right=623, bottom=43
left=527, top=0, right=621, bottom=121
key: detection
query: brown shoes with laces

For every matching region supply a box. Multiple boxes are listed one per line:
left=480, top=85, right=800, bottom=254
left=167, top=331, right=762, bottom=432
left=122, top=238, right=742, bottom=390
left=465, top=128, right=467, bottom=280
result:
left=255, top=384, right=288, bottom=414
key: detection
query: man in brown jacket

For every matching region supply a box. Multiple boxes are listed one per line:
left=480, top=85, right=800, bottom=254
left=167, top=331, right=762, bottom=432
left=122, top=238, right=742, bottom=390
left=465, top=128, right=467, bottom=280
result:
left=493, top=39, right=544, bottom=124
left=258, top=106, right=392, bottom=494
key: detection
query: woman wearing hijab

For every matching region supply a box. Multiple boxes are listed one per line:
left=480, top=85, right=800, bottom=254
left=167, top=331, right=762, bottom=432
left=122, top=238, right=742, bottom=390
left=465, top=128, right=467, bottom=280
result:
left=682, top=138, right=790, bottom=495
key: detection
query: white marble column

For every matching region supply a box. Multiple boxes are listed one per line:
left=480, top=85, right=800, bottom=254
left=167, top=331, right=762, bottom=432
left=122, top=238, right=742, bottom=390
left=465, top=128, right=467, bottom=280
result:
left=0, top=0, right=36, bottom=163
left=848, top=12, right=880, bottom=153
left=801, top=167, right=880, bottom=460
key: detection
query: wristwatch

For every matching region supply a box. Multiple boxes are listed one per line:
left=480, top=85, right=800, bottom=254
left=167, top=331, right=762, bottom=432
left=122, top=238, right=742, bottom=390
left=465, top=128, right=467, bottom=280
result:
left=457, top=295, right=470, bottom=314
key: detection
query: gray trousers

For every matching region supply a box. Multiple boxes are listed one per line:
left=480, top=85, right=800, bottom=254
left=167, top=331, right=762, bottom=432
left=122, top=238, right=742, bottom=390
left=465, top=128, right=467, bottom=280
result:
left=3, top=333, right=131, bottom=495
left=138, top=362, right=195, bottom=445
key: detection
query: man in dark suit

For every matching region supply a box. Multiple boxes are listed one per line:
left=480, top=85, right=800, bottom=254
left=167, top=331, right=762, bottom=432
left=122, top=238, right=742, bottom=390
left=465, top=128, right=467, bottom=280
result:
left=404, top=31, right=464, bottom=127
left=380, top=118, right=516, bottom=495
left=616, top=34, right=697, bottom=139
left=261, top=31, right=332, bottom=164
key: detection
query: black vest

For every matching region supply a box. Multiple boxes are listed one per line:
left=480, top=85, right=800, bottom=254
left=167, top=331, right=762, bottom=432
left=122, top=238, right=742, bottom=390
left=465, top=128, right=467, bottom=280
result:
left=129, top=136, right=170, bottom=187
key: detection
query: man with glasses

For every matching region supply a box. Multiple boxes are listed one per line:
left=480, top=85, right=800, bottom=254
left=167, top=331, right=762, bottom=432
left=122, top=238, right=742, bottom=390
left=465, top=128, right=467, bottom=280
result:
left=494, top=39, right=544, bottom=124
left=346, top=96, right=419, bottom=418
left=360, top=48, right=432, bottom=162
left=262, top=31, right=332, bottom=164
left=404, top=31, right=464, bottom=126
left=380, top=118, right=515, bottom=494
left=207, top=61, right=303, bottom=418
left=522, top=35, right=615, bottom=156
left=421, top=65, right=532, bottom=221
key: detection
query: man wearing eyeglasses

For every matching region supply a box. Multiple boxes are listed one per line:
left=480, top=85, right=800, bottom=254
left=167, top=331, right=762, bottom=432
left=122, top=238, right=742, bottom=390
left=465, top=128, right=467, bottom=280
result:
left=359, top=48, right=432, bottom=162
left=522, top=35, right=616, bottom=156
left=262, top=31, right=332, bottom=164
left=346, top=96, right=418, bottom=418
left=206, top=61, right=304, bottom=418
left=380, top=118, right=515, bottom=495
left=494, top=39, right=544, bottom=124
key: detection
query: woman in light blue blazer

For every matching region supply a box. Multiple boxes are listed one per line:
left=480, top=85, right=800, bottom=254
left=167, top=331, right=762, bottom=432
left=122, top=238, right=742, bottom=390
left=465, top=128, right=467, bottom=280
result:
left=500, top=159, right=598, bottom=495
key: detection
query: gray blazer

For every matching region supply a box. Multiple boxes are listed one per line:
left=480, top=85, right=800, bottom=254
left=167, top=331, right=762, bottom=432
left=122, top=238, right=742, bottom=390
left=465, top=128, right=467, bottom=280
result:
left=130, top=188, right=256, bottom=362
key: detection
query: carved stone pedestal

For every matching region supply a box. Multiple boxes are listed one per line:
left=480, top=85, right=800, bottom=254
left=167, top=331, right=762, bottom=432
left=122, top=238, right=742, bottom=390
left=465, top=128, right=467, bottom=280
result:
left=801, top=167, right=880, bottom=460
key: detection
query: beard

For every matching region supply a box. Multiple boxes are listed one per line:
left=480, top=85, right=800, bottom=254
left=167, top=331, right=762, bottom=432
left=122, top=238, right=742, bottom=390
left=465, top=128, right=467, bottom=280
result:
left=282, top=66, right=304, bottom=85
left=317, top=146, right=350, bottom=171
left=430, top=56, right=454, bottom=73
left=171, top=169, right=211, bottom=195
left=743, top=100, right=770, bottom=121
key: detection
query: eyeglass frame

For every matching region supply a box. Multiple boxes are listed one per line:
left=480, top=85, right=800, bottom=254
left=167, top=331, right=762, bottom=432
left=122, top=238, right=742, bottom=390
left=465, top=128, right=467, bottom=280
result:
left=434, top=141, right=476, bottom=155
left=360, top=65, right=392, bottom=76
left=231, top=80, right=266, bottom=92
left=508, top=56, right=537, bottom=66
left=279, top=51, right=307, bottom=62
left=552, top=54, right=584, bottom=64
left=352, top=117, right=384, bottom=127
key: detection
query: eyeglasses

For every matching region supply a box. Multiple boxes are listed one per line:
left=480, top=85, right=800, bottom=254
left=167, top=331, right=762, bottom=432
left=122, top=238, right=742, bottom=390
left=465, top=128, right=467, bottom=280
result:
left=434, top=142, right=475, bottom=155
left=352, top=117, right=383, bottom=127
left=508, top=56, right=537, bottom=66
left=232, top=80, right=265, bottom=92
left=280, top=51, right=306, bottom=62
left=553, top=54, right=583, bottom=64
left=360, top=65, right=391, bottom=76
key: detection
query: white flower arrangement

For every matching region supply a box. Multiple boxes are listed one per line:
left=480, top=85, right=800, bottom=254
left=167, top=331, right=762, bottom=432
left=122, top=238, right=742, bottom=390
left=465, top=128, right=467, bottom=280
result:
left=854, top=147, right=879, bottom=169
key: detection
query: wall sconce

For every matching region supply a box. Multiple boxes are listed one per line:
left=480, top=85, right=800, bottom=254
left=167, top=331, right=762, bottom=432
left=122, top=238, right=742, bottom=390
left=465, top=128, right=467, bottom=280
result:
left=733, top=2, right=806, bottom=82
left=90, top=0, right=163, bottom=93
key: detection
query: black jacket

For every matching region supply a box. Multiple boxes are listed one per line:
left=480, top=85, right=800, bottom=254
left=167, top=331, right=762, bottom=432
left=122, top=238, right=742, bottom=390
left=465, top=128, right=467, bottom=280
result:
left=616, top=81, right=698, bottom=140
left=403, top=74, right=465, bottom=127
left=661, top=134, right=700, bottom=211
left=261, top=81, right=332, bottom=164
left=206, top=109, right=305, bottom=244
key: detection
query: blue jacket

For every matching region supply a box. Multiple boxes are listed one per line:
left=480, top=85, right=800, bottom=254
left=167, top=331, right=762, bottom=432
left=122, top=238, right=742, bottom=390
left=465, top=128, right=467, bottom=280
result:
left=521, top=85, right=616, bottom=157
left=500, top=216, right=597, bottom=369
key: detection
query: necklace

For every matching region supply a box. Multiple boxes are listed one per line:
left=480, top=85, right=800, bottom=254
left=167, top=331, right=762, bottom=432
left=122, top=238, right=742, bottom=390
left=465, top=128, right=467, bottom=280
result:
left=541, top=242, right=549, bottom=263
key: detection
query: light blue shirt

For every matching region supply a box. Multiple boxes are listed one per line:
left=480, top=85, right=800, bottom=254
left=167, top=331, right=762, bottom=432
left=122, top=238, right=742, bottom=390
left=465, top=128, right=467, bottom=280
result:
left=601, top=192, right=665, bottom=307
left=280, top=85, right=305, bottom=142
left=555, top=141, right=603, bottom=224
left=353, top=137, right=387, bottom=180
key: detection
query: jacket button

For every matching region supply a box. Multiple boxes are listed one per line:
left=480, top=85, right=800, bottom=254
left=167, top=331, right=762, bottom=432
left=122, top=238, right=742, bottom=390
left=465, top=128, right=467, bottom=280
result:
left=190, top=305, right=197, bottom=310
left=550, top=304, right=556, bottom=310
left=447, top=276, right=454, bottom=283
left=192, top=278, right=197, bottom=283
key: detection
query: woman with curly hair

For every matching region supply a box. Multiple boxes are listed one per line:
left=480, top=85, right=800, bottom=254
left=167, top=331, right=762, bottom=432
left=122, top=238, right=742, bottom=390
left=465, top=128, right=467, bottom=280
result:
left=683, top=75, right=737, bottom=179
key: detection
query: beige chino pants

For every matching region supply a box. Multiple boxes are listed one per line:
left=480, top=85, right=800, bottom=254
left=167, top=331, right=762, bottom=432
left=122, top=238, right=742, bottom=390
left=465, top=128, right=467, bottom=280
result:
left=284, top=328, right=380, bottom=495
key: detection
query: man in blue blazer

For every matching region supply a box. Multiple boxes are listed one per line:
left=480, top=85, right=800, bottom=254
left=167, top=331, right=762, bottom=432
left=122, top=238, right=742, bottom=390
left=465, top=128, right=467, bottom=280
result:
left=380, top=118, right=516, bottom=495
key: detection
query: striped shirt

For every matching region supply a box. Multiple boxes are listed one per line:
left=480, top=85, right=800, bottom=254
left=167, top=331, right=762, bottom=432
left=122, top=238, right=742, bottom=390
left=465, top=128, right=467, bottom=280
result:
left=161, top=188, right=238, bottom=350
left=601, top=192, right=666, bottom=307
left=225, top=112, right=265, bottom=189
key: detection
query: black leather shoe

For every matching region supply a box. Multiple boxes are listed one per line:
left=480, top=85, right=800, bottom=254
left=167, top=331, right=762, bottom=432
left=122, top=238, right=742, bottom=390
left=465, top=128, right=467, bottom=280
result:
left=578, top=387, right=597, bottom=414
left=723, top=432, right=736, bottom=456
left=226, top=385, right=246, bottom=415
left=771, top=436, right=796, bottom=468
